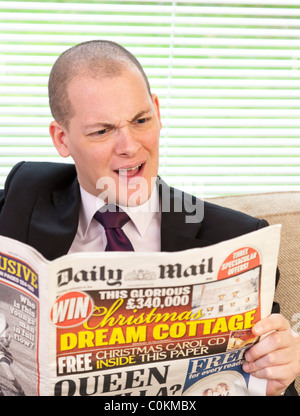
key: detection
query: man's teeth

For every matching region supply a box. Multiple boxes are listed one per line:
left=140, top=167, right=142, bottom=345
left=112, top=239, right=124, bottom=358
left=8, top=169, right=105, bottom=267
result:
left=119, top=164, right=141, bottom=172
left=124, top=165, right=141, bottom=171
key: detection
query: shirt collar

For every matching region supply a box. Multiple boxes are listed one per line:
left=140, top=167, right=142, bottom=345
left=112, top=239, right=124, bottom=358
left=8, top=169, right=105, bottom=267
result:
left=79, top=185, right=159, bottom=239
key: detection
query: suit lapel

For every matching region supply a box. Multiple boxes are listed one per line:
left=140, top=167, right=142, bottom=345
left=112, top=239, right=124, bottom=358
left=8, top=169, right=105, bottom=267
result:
left=158, top=178, right=212, bottom=251
left=28, top=178, right=80, bottom=260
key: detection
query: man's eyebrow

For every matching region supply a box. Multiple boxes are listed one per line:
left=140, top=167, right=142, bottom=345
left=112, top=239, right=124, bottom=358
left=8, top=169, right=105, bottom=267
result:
left=130, top=108, right=152, bottom=123
left=84, top=121, right=115, bottom=131
left=83, top=108, right=152, bottom=131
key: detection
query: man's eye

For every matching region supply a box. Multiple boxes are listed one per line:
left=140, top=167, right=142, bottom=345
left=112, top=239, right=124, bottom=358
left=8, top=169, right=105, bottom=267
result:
left=136, top=118, right=148, bottom=124
left=89, top=128, right=108, bottom=137
left=96, top=129, right=108, bottom=135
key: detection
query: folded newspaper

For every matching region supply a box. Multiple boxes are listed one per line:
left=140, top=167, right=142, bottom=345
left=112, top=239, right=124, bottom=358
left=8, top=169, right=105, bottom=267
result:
left=0, top=225, right=281, bottom=396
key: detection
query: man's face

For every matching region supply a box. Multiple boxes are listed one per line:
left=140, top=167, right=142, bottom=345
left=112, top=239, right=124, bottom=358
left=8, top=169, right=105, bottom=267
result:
left=50, top=66, right=162, bottom=206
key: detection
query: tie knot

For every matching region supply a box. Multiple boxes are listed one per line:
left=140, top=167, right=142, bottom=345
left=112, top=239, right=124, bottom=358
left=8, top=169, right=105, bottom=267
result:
left=94, top=205, right=130, bottom=229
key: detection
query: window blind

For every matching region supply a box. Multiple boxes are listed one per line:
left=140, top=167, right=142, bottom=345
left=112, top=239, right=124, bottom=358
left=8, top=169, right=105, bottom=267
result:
left=0, top=0, right=299, bottom=197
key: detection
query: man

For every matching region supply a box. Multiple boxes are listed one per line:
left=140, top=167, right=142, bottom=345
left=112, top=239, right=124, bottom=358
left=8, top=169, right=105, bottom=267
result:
left=0, top=41, right=299, bottom=396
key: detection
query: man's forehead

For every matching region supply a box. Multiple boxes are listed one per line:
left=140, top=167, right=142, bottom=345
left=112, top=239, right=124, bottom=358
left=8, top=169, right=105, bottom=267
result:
left=66, top=68, right=153, bottom=126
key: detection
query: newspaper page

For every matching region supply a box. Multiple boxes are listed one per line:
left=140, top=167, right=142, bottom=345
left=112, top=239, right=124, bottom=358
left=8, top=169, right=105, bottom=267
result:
left=0, top=225, right=280, bottom=396
left=0, top=236, right=49, bottom=396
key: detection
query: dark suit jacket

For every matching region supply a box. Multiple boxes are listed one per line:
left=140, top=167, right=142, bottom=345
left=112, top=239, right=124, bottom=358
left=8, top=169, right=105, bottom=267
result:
left=0, top=161, right=297, bottom=395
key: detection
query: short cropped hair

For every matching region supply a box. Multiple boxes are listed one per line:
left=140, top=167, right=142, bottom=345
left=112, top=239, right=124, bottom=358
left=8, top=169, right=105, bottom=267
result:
left=48, top=40, right=151, bottom=128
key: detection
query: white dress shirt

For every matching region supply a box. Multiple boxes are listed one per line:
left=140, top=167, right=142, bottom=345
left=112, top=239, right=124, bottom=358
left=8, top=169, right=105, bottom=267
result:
left=68, top=186, right=161, bottom=254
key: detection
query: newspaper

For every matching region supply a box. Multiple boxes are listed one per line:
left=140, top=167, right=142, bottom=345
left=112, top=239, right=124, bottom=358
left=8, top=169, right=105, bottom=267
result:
left=0, top=225, right=281, bottom=396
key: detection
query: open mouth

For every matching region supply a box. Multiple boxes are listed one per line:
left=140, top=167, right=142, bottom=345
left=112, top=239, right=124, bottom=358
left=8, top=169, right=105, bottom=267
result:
left=116, top=163, right=144, bottom=178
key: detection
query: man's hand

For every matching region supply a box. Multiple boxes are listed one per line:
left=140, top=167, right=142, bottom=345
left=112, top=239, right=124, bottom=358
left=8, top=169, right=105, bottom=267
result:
left=243, top=314, right=300, bottom=396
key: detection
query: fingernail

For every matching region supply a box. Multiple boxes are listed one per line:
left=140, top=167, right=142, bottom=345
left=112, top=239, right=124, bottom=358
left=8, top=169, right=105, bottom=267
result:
left=253, top=323, right=262, bottom=335
left=243, top=362, right=249, bottom=372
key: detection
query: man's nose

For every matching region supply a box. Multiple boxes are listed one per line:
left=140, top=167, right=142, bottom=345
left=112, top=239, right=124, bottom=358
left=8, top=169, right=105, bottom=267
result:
left=114, top=125, right=142, bottom=156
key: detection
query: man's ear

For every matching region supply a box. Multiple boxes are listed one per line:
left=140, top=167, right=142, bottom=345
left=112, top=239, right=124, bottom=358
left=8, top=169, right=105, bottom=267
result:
left=49, top=120, right=71, bottom=158
left=152, top=94, right=162, bottom=129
